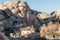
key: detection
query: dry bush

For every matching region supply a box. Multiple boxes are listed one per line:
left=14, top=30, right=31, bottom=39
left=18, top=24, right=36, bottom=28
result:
left=40, top=21, right=60, bottom=39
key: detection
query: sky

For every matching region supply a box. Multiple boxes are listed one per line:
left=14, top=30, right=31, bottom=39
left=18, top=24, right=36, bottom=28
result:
left=0, top=0, right=60, bottom=13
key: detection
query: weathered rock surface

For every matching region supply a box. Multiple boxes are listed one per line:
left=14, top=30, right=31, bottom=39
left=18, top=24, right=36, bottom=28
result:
left=0, top=0, right=60, bottom=40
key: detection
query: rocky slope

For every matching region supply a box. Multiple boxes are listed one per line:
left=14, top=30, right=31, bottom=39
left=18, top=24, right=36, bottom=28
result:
left=0, top=0, right=60, bottom=40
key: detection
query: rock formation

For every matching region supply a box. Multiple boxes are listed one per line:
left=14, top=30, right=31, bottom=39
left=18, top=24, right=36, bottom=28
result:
left=0, top=0, right=60, bottom=40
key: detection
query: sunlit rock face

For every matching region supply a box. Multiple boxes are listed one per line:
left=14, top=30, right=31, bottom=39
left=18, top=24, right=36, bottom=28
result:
left=9, top=26, right=35, bottom=38
left=18, top=2, right=28, bottom=12
left=55, top=9, right=60, bottom=19
left=20, top=26, right=35, bottom=37
left=37, top=12, right=50, bottom=19
left=10, top=31, right=20, bottom=38
left=0, top=0, right=20, bottom=14
left=17, top=2, right=28, bottom=18
left=51, top=9, right=60, bottom=19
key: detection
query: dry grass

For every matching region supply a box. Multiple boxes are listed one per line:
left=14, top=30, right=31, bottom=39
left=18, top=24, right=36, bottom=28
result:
left=40, top=21, right=60, bottom=39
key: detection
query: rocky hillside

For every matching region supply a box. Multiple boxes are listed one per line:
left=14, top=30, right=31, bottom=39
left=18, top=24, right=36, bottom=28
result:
left=0, top=0, right=60, bottom=40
